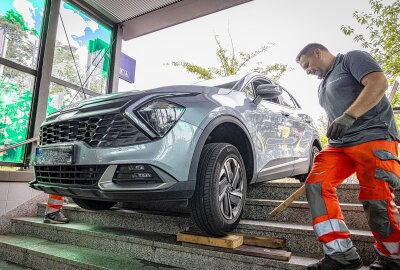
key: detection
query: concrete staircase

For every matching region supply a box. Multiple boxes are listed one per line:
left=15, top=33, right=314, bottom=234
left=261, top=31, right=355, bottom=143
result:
left=1, top=180, right=397, bottom=269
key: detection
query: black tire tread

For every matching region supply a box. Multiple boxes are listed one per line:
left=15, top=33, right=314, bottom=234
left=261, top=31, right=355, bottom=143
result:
left=191, top=143, right=246, bottom=235
left=192, top=143, right=222, bottom=234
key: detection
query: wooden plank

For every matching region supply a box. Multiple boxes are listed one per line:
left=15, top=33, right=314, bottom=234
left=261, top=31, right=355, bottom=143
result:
left=177, top=232, right=243, bottom=249
left=269, top=185, right=305, bottom=217
left=240, top=234, right=286, bottom=249
left=388, top=80, right=399, bottom=102
left=182, top=242, right=291, bottom=261
left=235, top=245, right=291, bottom=261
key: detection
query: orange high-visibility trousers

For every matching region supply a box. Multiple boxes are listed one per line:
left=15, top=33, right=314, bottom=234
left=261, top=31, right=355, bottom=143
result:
left=46, top=194, right=64, bottom=214
left=306, top=139, right=400, bottom=259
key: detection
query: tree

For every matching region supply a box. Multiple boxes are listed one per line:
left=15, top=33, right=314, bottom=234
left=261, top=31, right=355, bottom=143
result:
left=341, top=0, right=400, bottom=131
left=340, top=0, right=399, bottom=83
left=167, top=35, right=291, bottom=82
left=0, top=10, right=37, bottom=89
left=0, top=10, right=37, bottom=65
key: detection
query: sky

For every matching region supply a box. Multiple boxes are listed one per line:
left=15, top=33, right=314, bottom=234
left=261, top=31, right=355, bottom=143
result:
left=118, top=0, right=384, bottom=121
left=1, top=0, right=394, bottom=121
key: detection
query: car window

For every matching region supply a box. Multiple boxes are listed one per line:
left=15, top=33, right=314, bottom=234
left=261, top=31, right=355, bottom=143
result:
left=280, top=90, right=298, bottom=108
left=243, top=83, right=255, bottom=99
left=267, top=97, right=280, bottom=104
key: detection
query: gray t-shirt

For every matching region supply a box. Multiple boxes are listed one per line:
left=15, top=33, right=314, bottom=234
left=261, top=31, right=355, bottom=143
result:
left=318, top=50, right=399, bottom=147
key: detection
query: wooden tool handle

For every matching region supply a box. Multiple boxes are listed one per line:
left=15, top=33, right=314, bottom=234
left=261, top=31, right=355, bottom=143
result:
left=269, top=185, right=306, bottom=217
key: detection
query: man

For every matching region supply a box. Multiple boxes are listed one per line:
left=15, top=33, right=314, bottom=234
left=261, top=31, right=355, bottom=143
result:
left=43, top=194, right=69, bottom=224
left=296, top=43, right=400, bottom=270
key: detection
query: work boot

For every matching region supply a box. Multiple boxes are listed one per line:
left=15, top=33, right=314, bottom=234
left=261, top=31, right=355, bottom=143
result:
left=43, top=211, right=69, bottom=224
left=370, top=253, right=400, bottom=270
left=308, top=255, right=363, bottom=270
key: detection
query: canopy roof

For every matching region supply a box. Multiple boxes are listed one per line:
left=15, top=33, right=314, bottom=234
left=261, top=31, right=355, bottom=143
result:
left=81, top=0, right=253, bottom=40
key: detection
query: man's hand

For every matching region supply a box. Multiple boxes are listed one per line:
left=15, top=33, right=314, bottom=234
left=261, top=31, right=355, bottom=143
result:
left=327, top=113, right=356, bottom=140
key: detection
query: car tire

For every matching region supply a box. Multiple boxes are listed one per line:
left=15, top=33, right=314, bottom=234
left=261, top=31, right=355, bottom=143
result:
left=72, top=198, right=117, bottom=210
left=190, top=143, right=247, bottom=236
left=298, top=145, right=320, bottom=182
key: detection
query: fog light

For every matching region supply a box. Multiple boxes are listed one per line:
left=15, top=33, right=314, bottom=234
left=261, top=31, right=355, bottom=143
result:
left=129, top=165, right=145, bottom=170
left=113, top=164, right=162, bottom=183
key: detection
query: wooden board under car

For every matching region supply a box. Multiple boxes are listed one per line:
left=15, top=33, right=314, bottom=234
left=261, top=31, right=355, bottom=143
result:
left=177, top=231, right=243, bottom=249
left=240, top=234, right=286, bottom=249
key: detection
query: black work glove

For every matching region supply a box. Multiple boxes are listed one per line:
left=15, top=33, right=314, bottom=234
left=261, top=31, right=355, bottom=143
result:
left=326, top=113, right=357, bottom=140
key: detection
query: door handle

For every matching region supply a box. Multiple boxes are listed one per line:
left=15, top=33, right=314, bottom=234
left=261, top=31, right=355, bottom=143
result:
left=298, top=113, right=312, bottom=124
left=280, top=111, right=290, bottom=117
left=304, top=119, right=312, bottom=124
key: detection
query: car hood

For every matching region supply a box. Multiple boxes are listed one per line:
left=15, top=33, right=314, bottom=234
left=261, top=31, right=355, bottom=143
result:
left=47, top=85, right=229, bottom=118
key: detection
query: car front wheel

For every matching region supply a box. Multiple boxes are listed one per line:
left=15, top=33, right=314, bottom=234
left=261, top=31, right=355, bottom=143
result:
left=72, top=198, right=117, bottom=210
left=190, top=143, right=247, bottom=236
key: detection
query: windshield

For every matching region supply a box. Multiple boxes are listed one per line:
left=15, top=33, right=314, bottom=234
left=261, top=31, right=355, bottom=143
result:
left=193, top=74, right=244, bottom=89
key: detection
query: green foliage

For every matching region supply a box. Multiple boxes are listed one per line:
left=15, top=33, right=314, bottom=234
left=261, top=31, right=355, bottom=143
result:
left=168, top=61, right=214, bottom=80
left=167, top=35, right=291, bottom=81
left=0, top=9, right=48, bottom=163
left=3, top=9, right=29, bottom=31
left=316, top=114, right=329, bottom=148
left=341, top=0, right=400, bottom=129
left=0, top=10, right=36, bottom=67
left=340, top=0, right=400, bottom=83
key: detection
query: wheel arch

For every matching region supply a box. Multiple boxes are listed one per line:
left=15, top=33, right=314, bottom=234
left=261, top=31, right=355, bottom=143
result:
left=313, top=136, right=322, bottom=150
left=188, top=115, right=256, bottom=184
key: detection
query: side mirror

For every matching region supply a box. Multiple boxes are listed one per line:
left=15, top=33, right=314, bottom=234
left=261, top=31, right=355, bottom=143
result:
left=254, top=84, right=282, bottom=105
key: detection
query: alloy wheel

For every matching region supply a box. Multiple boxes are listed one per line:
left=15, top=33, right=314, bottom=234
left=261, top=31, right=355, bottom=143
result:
left=218, top=157, right=244, bottom=220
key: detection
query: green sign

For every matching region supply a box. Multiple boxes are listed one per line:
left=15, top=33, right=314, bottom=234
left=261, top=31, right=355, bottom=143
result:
left=88, top=38, right=110, bottom=77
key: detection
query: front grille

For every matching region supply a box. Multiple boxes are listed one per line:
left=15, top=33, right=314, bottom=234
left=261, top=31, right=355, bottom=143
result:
left=40, top=113, right=150, bottom=147
left=35, top=165, right=107, bottom=186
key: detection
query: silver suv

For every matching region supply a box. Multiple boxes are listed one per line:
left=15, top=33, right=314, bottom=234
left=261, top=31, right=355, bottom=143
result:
left=31, top=73, right=320, bottom=235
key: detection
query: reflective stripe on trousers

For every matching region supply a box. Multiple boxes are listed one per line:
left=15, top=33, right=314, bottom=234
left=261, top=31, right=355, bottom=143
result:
left=46, top=194, right=64, bottom=214
left=305, top=139, right=400, bottom=259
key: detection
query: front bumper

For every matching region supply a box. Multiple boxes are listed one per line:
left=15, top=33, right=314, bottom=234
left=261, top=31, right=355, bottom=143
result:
left=30, top=175, right=196, bottom=202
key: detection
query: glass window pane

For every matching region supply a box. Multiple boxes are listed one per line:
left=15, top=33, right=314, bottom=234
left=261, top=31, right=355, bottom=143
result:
left=0, top=64, right=34, bottom=163
left=51, top=1, right=112, bottom=95
left=47, top=82, right=88, bottom=115
left=0, top=0, right=45, bottom=68
left=280, top=90, right=296, bottom=108
left=243, top=83, right=254, bottom=99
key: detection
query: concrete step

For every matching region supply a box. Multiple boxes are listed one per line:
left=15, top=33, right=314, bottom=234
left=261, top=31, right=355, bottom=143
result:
left=38, top=203, right=193, bottom=235
left=247, top=182, right=400, bottom=204
left=0, top=234, right=176, bottom=270
left=238, top=219, right=375, bottom=265
left=0, top=259, right=32, bottom=269
left=11, top=217, right=370, bottom=270
left=37, top=203, right=376, bottom=265
left=244, top=199, right=390, bottom=231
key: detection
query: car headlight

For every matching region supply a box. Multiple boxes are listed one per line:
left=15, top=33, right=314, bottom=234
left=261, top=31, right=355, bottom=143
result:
left=137, top=99, right=185, bottom=137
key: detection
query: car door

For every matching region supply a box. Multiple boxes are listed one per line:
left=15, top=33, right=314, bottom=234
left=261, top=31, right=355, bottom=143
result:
left=278, top=89, right=313, bottom=174
left=241, top=78, right=294, bottom=181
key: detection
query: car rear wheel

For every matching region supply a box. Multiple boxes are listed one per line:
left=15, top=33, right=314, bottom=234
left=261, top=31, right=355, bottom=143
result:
left=72, top=198, right=117, bottom=210
left=298, top=145, right=320, bottom=182
left=190, top=143, right=247, bottom=236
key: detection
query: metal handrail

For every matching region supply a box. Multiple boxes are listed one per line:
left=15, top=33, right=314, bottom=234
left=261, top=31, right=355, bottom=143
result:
left=0, top=136, right=39, bottom=154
